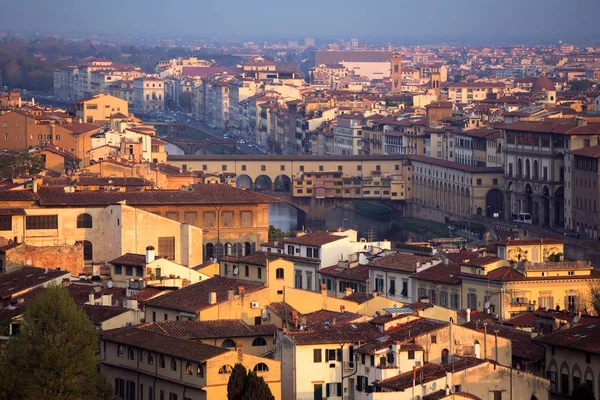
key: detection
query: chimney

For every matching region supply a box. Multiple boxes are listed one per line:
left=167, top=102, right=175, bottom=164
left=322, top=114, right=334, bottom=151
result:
left=127, top=299, right=138, bottom=309
left=101, top=294, right=113, bottom=307
left=209, top=291, right=217, bottom=305
left=92, top=262, right=100, bottom=277
left=238, top=286, right=245, bottom=299
left=466, top=308, right=471, bottom=323
left=88, top=293, right=95, bottom=304
left=227, top=288, right=234, bottom=301
left=146, top=246, right=155, bottom=264
left=321, top=283, right=327, bottom=296
left=576, top=116, right=587, bottom=127
left=345, top=287, right=353, bottom=297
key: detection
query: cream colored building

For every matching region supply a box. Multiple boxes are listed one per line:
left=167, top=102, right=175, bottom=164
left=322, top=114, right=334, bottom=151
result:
left=133, top=76, right=165, bottom=112
left=75, top=93, right=129, bottom=124
left=100, top=326, right=281, bottom=400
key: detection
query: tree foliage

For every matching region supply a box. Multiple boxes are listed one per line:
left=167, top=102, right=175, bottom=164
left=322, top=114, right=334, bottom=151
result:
left=568, top=80, right=594, bottom=93
left=268, top=225, right=286, bottom=242
left=0, top=151, right=45, bottom=179
left=227, top=364, right=274, bottom=400
left=227, top=363, right=248, bottom=400
left=0, top=285, right=111, bottom=400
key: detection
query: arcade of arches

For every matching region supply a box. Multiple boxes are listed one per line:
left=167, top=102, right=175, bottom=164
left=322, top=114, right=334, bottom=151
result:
left=505, top=180, right=564, bottom=227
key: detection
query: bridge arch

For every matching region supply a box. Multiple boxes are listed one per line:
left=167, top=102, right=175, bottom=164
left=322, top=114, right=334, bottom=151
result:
left=254, top=175, right=273, bottom=191
left=236, top=174, right=253, bottom=190
left=274, top=174, right=292, bottom=193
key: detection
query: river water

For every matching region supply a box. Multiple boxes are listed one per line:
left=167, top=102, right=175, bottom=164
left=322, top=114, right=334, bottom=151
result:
left=268, top=203, right=422, bottom=242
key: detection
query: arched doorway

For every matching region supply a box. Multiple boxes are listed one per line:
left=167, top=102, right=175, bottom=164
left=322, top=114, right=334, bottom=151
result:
left=236, top=174, right=253, bottom=190
left=554, top=187, right=564, bottom=227
left=525, top=184, right=533, bottom=214
left=254, top=175, right=273, bottom=191
left=441, top=349, right=449, bottom=365
left=273, top=174, right=292, bottom=192
left=485, top=189, right=504, bottom=218
left=543, top=186, right=550, bottom=225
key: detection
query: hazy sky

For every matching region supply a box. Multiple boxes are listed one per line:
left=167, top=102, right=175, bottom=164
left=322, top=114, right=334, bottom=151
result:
left=2, top=0, right=600, bottom=43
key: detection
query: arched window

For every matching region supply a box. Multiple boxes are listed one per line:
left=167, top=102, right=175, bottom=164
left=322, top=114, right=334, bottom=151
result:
left=222, top=339, right=236, bottom=348
left=253, top=363, right=269, bottom=372
left=257, top=267, right=262, bottom=280
left=244, top=242, right=252, bottom=256
left=225, top=243, right=232, bottom=256
left=276, top=268, right=284, bottom=279
left=197, top=364, right=204, bottom=378
left=205, top=243, right=214, bottom=260
left=159, top=355, right=165, bottom=368
left=186, top=362, right=193, bottom=375
left=148, top=353, right=154, bottom=365
left=83, top=240, right=93, bottom=261
left=117, top=345, right=124, bottom=357
left=171, top=358, right=177, bottom=371
left=441, top=349, right=449, bottom=365
left=127, top=347, right=134, bottom=360
left=218, top=365, right=233, bottom=374
left=252, top=337, right=267, bottom=347
left=245, top=265, right=249, bottom=277
left=77, top=213, right=93, bottom=228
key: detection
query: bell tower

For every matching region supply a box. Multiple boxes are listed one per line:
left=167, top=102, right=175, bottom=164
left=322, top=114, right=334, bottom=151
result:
left=391, top=53, right=402, bottom=93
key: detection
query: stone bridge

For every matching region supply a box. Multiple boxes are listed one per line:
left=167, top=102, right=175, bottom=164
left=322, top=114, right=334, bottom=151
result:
left=165, top=138, right=238, bottom=155
left=260, top=191, right=353, bottom=221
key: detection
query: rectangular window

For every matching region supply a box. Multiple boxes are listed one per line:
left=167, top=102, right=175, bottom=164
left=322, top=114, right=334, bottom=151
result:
left=222, top=212, right=234, bottom=227
left=0, top=216, right=12, bottom=231
left=401, top=281, right=408, bottom=297
left=287, top=245, right=294, bottom=255
left=165, top=211, right=178, bottom=221
left=114, top=265, right=122, bottom=275
left=241, top=211, right=252, bottom=227
left=295, top=271, right=302, bottom=288
left=222, top=164, right=227, bottom=171
left=388, top=279, right=396, bottom=296
left=184, top=212, right=197, bottom=225
left=408, top=351, right=415, bottom=360
left=158, top=237, right=175, bottom=260
left=26, top=215, right=58, bottom=230
left=476, top=178, right=482, bottom=185
left=203, top=212, right=216, bottom=227
left=313, top=349, right=322, bottom=363
left=125, top=266, right=133, bottom=276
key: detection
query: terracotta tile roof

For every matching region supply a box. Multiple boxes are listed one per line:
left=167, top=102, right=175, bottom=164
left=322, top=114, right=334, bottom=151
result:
left=109, top=253, right=147, bottom=267
left=368, top=313, right=414, bottom=325
left=342, top=292, right=374, bottom=304
left=100, top=326, right=230, bottom=362
left=0, top=190, right=36, bottom=202
left=127, top=287, right=169, bottom=302
left=66, top=285, right=126, bottom=306
left=424, top=391, right=481, bottom=400
left=569, top=144, right=600, bottom=158
left=425, top=101, right=452, bottom=108
left=411, top=155, right=505, bottom=174
left=378, top=357, right=487, bottom=390
left=0, top=207, right=26, bottom=216
left=192, top=260, right=216, bottom=271
left=0, top=267, right=70, bottom=299
left=367, top=254, right=436, bottom=273
left=266, top=302, right=299, bottom=320
left=62, top=121, right=101, bottom=135
left=462, top=266, right=525, bottom=282
left=222, top=251, right=319, bottom=266
left=303, top=310, right=364, bottom=325
left=36, top=184, right=279, bottom=206
left=138, top=320, right=277, bottom=339
left=318, top=264, right=370, bottom=282
left=533, top=323, right=600, bottom=355
left=495, top=238, right=564, bottom=246
left=443, top=250, right=480, bottom=265
left=143, top=276, right=265, bottom=313
left=501, top=121, right=600, bottom=136
left=285, top=322, right=382, bottom=345
left=81, top=304, right=130, bottom=326
left=462, top=321, right=544, bottom=361
left=386, top=318, right=448, bottom=340
left=284, top=232, right=346, bottom=247
left=412, top=263, right=462, bottom=284
left=503, top=311, right=536, bottom=328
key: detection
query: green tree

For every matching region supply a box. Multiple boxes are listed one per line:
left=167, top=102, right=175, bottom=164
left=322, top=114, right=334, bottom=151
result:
left=569, top=80, right=594, bottom=92
left=0, top=285, right=110, bottom=400
left=268, top=225, right=285, bottom=242
left=572, top=383, right=595, bottom=400
left=178, top=92, right=192, bottom=113
left=242, top=371, right=274, bottom=400
left=227, top=363, right=248, bottom=400
left=0, top=151, right=45, bottom=179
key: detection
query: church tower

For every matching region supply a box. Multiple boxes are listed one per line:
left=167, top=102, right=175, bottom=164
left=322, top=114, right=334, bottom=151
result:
left=391, top=53, right=402, bottom=93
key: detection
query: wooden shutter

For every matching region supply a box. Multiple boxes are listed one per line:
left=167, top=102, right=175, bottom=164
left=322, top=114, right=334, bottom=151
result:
left=337, top=349, right=342, bottom=361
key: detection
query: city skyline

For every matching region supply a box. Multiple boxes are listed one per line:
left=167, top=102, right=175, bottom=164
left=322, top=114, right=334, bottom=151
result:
left=2, top=0, right=600, bottom=44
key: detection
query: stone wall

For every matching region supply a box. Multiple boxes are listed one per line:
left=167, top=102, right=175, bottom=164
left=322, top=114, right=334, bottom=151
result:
left=3, top=241, right=84, bottom=275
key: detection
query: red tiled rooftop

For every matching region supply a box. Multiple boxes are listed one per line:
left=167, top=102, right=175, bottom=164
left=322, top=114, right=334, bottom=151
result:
left=138, top=319, right=277, bottom=339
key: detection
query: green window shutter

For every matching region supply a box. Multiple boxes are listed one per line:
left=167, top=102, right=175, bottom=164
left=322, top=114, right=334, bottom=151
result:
left=337, top=349, right=342, bottom=361
left=326, top=383, right=330, bottom=397
left=337, top=383, right=342, bottom=396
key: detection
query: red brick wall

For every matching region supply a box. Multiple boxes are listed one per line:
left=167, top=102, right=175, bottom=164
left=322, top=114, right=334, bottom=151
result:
left=4, top=243, right=84, bottom=275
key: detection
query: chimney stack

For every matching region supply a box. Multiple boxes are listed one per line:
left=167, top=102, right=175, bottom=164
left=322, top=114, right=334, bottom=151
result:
left=466, top=308, right=471, bottom=323
left=146, top=246, right=155, bottom=264
left=209, top=291, right=217, bottom=305
left=88, top=293, right=95, bottom=305
left=345, top=287, right=353, bottom=297
left=227, top=288, right=234, bottom=301
left=321, top=283, right=328, bottom=296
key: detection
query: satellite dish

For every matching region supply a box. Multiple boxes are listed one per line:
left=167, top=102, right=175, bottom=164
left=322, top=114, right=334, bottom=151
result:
left=451, top=386, right=456, bottom=394
left=233, top=267, right=239, bottom=276
left=484, top=301, right=491, bottom=309
left=574, top=315, right=580, bottom=323
left=431, top=382, right=437, bottom=390
left=107, top=281, right=114, bottom=289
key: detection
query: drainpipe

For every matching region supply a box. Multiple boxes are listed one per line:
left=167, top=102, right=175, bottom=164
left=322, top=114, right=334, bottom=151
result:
left=483, top=323, right=487, bottom=360
left=494, top=330, right=499, bottom=368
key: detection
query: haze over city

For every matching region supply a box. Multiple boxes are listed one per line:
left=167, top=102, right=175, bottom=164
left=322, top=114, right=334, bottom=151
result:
left=1, top=0, right=600, bottom=43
